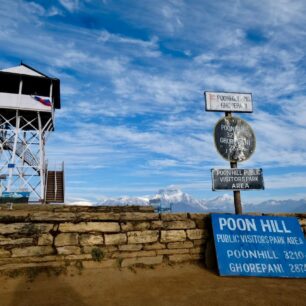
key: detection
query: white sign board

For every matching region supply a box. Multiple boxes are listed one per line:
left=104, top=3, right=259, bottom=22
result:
left=205, top=92, right=253, bottom=113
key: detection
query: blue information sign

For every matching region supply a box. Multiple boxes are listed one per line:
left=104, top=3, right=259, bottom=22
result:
left=211, top=214, right=306, bottom=278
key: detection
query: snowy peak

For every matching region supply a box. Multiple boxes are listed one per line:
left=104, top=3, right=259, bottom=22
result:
left=151, top=186, right=207, bottom=212
left=97, top=196, right=149, bottom=206
left=203, top=193, right=234, bottom=212
left=155, top=186, right=191, bottom=203
left=89, top=186, right=306, bottom=213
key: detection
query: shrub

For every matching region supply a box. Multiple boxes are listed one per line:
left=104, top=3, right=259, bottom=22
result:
left=91, top=247, right=104, bottom=262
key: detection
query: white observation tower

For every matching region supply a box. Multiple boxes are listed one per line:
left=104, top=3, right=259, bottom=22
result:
left=0, top=63, right=64, bottom=203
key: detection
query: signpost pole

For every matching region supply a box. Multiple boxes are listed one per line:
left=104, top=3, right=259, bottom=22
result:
left=230, top=161, right=242, bottom=214
left=226, top=111, right=242, bottom=215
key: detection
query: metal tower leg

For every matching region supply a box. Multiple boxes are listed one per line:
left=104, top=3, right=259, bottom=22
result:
left=0, top=111, right=52, bottom=202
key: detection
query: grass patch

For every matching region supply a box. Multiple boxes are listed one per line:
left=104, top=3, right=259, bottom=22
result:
left=0, top=266, right=67, bottom=282
left=91, top=247, right=104, bottom=262
left=75, top=260, right=83, bottom=274
left=21, top=224, right=40, bottom=236
left=116, top=257, right=123, bottom=269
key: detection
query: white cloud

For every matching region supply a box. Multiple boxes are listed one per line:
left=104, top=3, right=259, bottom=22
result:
left=99, top=30, right=158, bottom=48
left=47, top=6, right=64, bottom=16
left=59, top=0, right=79, bottom=12
left=148, top=159, right=178, bottom=168
left=281, top=96, right=306, bottom=127
left=67, top=200, right=95, bottom=206
left=265, top=173, right=306, bottom=189
left=24, top=1, right=45, bottom=15
left=161, top=4, right=184, bottom=33
left=249, top=111, right=306, bottom=166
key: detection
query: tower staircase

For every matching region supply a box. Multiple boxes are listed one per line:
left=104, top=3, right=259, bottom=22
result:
left=45, top=165, right=64, bottom=203
left=0, top=134, right=39, bottom=169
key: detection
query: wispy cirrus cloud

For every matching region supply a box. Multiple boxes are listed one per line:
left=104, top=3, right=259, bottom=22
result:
left=59, top=0, right=79, bottom=12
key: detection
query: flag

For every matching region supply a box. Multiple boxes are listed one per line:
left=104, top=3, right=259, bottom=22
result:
left=32, top=96, right=52, bottom=107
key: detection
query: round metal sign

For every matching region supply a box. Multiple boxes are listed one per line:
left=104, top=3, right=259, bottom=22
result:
left=214, top=116, right=256, bottom=162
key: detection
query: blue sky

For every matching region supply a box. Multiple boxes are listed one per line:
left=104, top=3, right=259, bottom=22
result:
left=0, top=0, right=305, bottom=204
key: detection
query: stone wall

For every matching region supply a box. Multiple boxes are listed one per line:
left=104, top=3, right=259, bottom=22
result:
left=0, top=205, right=305, bottom=271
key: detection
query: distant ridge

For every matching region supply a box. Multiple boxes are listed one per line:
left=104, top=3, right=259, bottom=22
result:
left=90, top=186, right=306, bottom=213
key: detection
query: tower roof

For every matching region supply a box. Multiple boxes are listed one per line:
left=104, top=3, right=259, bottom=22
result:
left=0, top=63, right=61, bottom=109
left=1, top=63, right=48, bottom=77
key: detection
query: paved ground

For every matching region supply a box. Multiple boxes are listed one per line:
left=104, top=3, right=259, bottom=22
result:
left=1, top=264, right=306, bottom=306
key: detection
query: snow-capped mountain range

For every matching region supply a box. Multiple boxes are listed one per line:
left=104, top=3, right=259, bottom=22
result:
left=94, top=186, right=306, bottom=213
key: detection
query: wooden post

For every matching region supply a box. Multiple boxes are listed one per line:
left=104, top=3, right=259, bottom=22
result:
left=225, top=111, right=243, bottom=214
left=230, top=161, right=242, bottom=214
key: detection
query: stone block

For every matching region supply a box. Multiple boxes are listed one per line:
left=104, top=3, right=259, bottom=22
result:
left=121, top=222, right=151, bottom=231
left=188, top=213, right=210, bottom=220
left=195, top=220, right=208, bottom=229
left=0, top=223, right=31, bottom=235
left=190, top=254, right=204, bottom=260
left=11, top=246, right=54, bottom=257
left=0, top=255, right=64, bottom=265
left=38, top=234, right=53, bottom=246
left=57, top=246, right=81, bottom=255
left=127, top=230, right=159, bottom=244
left=79, top=234, right=104, bottom=246
left=167, top=241, right=194, bottom=249
left=160, top=230, right=186, bottom=243
left=162, top=220, right=196, bottom=230
left=115, top=250, right=156, bottom=259
left=118, top=244, right=143, bottom=251
left=161, top=213, right=188, bottom=221
left=138, top=206, right=155, bottom=212
left=168, top=254, right=193, bottom=263
left=143, top=243, right=166, bottom=250
left=30, top=212, right=76, bottom=222
left=193, top=239, right=206, bottom=246
left=0, top=237, right=33, bottom=246
left=0, top=249, right=10, bottom=258
left=157, top=248, right=190, bottom=255
left=104, top=233, right=127, bottom=245
left=29, top=224, right=54, bottom=234
left=190, top=247, right=204, bottom=255
left=64, top=254, right=92, bottom=260
left=82, top=245, right=117, bottom=255
left=19, top=223, right=53, bottom=236
left=59, top=222, right=120, bottom=233
left=82, top=259, right=117, bottom=269
left=9, top=223, right=53, bottom=235
left=0, top=211, right=29, bottom=222
left=0, top=261, right=64, bottom=271
left=151, top=221, right=163, bottom=229
left=120, top=213, right=159, bottom=221
left=186, top=229, right=208, bottom=240
left=55, top=233, right=78, bottom=246
left=121, top=255, right=163, bottom=268
left=76, top=212, right=120, bottom=221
